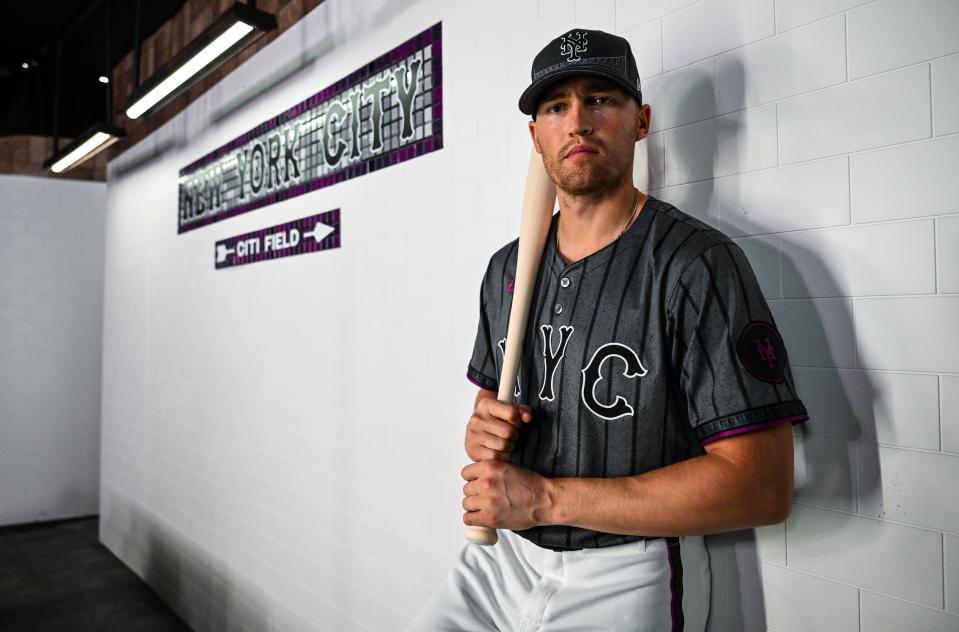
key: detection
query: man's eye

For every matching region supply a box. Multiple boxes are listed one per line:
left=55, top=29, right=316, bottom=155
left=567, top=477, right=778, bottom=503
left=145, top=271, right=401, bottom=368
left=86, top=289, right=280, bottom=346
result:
left=592, top=96, right=612, bottom=105
left=546, top=103, right=564, bottom=113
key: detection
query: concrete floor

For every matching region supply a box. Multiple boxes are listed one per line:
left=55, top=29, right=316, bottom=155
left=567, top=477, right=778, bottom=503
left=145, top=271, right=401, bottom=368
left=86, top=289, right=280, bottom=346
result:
left=0, top=516, right=192, bottom=631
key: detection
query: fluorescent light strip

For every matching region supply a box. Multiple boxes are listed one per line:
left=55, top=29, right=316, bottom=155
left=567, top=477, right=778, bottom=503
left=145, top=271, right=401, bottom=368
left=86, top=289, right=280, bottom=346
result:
left=126, top=20, right=254, bottom=119
left=50, top=132, right=114, bottom=173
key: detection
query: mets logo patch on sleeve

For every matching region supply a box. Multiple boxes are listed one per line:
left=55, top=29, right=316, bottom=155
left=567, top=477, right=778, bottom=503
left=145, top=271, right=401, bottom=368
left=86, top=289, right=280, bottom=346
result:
left=736, top=321, right=787, bottom=383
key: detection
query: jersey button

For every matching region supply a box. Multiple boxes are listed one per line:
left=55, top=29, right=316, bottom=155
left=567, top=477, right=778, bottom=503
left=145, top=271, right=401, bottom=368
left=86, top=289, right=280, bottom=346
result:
left=554, top=302, right=563, bottom=314
left=560, top=276, right=570, bottom=288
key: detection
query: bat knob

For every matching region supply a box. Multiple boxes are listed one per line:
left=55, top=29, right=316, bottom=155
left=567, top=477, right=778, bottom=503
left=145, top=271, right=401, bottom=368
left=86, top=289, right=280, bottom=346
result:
left=465, top=526, right=498, bottom=546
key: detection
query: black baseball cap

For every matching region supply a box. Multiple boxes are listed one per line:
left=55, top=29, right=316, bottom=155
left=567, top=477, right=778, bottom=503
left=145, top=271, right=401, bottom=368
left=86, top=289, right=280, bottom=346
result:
left=518, top=28, right=643, bottom=117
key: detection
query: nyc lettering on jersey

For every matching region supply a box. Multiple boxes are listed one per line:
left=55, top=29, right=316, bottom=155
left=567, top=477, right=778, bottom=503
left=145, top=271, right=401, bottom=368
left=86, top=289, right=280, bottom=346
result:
left=497, top=327, right=648, bottom=422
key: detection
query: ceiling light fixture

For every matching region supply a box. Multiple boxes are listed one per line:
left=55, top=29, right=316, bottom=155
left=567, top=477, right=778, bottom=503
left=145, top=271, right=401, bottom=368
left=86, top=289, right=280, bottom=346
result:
left=43, top=122, right=125, bottom=173
left=125, top=2, right=276, bottom=120
left=45, top=0, right=125, bottom=175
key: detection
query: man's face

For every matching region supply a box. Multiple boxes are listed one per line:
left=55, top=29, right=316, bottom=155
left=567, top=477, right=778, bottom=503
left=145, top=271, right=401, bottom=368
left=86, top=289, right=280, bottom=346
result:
left=528, top=76, right=650, bottom=196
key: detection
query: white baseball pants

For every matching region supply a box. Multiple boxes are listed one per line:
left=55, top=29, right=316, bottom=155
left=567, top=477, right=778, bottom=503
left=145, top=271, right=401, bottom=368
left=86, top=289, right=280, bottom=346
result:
left=404, top=528, right=710, bottom=631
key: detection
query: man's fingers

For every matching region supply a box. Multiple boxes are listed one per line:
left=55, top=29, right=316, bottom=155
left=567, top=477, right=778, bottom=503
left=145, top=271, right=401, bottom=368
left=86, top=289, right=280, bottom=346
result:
left=481, top=432, right=512, bottom=453
left=475, top=415, right=519, bottom=442
left=482, top=398, right=531, bottom=426
left=489, top=419, right=518, bottom=440
left=481, top=447, right=511, bottom=461
left=468, top=417, right=514, bottom=443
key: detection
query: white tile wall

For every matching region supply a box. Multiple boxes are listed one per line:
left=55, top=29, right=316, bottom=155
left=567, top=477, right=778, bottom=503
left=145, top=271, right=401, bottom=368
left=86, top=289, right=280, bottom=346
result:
left=793, top=367, right=941, bottom=450
left=779, top=64, right=932, bottom=164
left=616, top=0, right=700, bottom=32
left=754, top=563, right=860, bottom=632
left=706, top=523, right=787, bottom=564
left=944, top=375, right=959, bottom=455
left=787, top=504, right=943, bottom=607
left=932, top=54, right=959, bottom=135
left=860, top=591, right=959, bottom=632
left=733, top=234, right=782, bottom=299
left=505, top=6, right=577, bottom=80
left=769, top=298, right=856, bottom=368
left=859, top=447, right=959, bottom=533
left=846, top=0, right=959, bottom=79
left=662, top=0, right=775, bottom=72
left=574, top=0, right=615, bottom=32
left=651, top=179, right=721, bottom=227
left=664, top=102, right=778, bottom=185
left=781, top=220, right=936, bottom=298
left=773, top=0, right=874, bottom=32
left=793, top=434, right=858, bottom=512
left=0, top=175, right=106, bottom=527
left=621, top=18, right=665, bottom=80
left=717, top=156, right=850, bottom=237
left=451, top=129, right=509, bottom=183
left=475, top=0, right=538, bottom=36
left=95, top=0, right=959, bottom=630
left=937, top=215, right=959, bottom=293
left=715, top=102, right=779, bottom=176
left=635, top=133, right=663, bottom=192
left=851, top=135, right=959, bottom=223
left=947, top=534, right=959, bottom=615
left=540, top=0, right=576, bottom=19
left=645, top=58, right=717, bottom=132
left=855, top=297, right=959, bottom=373
left=716, top=14, right=846, bottom=114
left=664, top=117, right=720, bottom=184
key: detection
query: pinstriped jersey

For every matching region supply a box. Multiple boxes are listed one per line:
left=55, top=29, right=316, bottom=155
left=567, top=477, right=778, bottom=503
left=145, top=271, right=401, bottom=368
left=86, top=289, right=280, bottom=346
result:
left=466, top=195, right=809, bottom=551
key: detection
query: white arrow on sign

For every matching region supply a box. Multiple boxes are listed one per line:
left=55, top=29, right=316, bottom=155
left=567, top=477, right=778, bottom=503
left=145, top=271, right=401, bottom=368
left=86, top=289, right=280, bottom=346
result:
left=216, top=243, right=235, bottom=263
left=303, top=221, right=336, bottom=243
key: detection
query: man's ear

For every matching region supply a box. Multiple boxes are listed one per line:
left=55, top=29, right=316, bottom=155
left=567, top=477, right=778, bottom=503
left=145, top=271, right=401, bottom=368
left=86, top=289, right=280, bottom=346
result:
left=634, top=104, right=651, bottom=142
left=528, top=121, right=543, bottom=154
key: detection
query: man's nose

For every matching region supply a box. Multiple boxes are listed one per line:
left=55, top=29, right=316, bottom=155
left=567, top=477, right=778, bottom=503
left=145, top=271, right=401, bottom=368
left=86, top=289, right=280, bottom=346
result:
left=566, top=99, right=593, bottom=135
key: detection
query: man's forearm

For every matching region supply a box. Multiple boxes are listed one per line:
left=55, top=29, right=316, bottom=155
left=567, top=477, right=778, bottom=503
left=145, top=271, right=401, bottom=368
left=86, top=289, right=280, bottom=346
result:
left=539, top=449, right=792, bottom=537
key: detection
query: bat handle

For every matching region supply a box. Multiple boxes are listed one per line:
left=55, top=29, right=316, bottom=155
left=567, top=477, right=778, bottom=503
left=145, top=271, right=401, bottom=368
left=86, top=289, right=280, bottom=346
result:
left=464, top=525, right=499, bottom=545
left=463, top=403, right=514, bottom=547
left=463, top=424, right=515, bottom=546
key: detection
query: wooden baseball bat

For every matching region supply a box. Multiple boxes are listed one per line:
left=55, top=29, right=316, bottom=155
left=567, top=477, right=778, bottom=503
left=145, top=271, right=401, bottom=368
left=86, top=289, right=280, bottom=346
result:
left=465, top=148, right=556, bottom=546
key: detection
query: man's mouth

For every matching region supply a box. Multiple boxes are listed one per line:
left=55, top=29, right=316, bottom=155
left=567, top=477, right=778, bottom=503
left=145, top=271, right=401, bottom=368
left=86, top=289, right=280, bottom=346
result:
left=565, top=144, right=600, bottom=159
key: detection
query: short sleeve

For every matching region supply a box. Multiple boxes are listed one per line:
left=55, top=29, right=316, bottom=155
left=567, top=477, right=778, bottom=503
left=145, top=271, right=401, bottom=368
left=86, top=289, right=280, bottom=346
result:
left=466, top=264, right=499, bottom=392
left=667, top=242, right=809, bottom=446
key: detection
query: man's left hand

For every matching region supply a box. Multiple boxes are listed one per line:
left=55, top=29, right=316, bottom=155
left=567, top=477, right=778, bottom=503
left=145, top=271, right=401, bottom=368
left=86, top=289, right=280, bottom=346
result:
left=461, top=459, right=553, bottom=530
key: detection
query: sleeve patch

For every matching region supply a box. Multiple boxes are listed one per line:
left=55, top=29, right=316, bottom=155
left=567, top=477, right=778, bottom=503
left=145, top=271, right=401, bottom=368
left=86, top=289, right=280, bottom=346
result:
left=736, top=320, right=787, bottom=384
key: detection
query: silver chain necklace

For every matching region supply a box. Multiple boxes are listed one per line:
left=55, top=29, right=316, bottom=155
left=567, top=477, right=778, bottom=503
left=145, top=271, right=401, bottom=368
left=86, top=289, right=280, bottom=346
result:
left=557, top=188, right=641, bottom=258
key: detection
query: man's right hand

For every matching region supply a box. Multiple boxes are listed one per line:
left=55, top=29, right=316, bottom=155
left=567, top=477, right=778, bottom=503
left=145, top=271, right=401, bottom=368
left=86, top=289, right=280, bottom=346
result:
left=465, top=390, right=534, bottom=462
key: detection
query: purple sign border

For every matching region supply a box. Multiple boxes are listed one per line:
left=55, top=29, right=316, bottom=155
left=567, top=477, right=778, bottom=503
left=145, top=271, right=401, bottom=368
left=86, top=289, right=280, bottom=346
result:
left=214, top=208, right=341, bottom=269
left=180, top=21, right=443, bottom=234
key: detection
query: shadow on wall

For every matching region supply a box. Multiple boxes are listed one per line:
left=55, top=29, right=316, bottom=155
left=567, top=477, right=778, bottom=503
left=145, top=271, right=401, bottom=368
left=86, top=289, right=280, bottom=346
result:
left=101, top=496, right=277, bottom=632
left=648, top=58, right=882, bottom=631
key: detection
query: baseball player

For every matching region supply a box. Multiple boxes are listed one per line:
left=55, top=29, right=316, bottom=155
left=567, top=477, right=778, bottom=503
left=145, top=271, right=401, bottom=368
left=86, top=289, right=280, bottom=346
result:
left=405, top=28, right=808, bottom=632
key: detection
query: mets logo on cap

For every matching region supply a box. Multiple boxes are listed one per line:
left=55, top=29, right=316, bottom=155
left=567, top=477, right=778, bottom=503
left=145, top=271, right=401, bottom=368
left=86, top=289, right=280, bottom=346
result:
left=560, top=30, right=588, bottom=62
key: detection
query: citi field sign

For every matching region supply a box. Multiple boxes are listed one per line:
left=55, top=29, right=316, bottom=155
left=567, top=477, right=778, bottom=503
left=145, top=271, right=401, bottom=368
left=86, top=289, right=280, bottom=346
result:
left=177, top=22, right=443, bottom=233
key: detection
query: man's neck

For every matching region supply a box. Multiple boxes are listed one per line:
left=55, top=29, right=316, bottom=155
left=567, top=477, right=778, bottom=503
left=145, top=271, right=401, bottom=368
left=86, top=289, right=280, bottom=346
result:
left=555, top=182, right=648, bottom=266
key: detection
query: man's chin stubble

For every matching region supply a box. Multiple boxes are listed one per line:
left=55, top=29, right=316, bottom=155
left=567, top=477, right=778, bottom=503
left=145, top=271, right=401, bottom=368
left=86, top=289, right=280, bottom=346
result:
left=549, top=163, right=624, bottom=197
